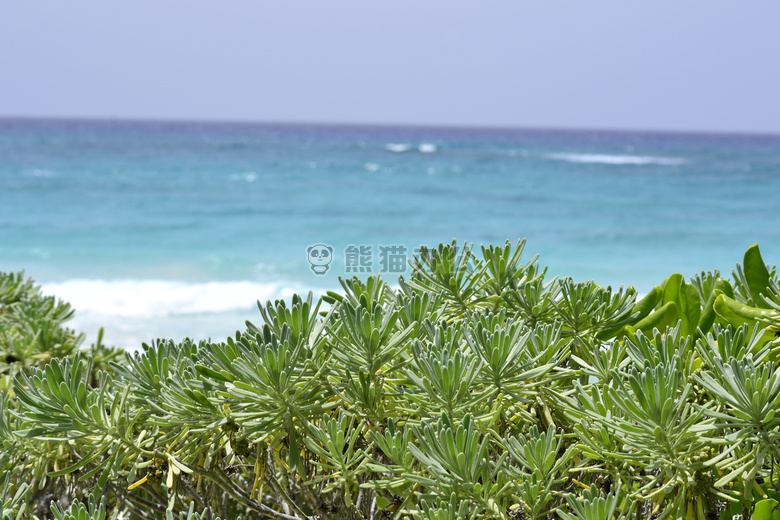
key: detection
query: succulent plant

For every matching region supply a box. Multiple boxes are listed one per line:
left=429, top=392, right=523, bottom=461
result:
left=1, top=241, right=779, bottom=519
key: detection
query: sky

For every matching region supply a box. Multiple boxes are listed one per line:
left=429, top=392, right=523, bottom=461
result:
left=1, top=1, right=779, bottom=134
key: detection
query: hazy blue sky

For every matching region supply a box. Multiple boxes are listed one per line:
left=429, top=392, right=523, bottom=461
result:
left=2, top=1, right=779, bottom=133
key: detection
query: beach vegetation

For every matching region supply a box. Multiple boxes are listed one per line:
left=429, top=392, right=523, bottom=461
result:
left=2, top=241, right=780, bottom=519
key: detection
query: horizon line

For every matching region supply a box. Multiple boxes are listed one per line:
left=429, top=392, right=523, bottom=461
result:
left=1, top=114, right=779, bottom=140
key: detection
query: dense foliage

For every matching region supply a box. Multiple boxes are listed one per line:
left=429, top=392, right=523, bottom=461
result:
left=2, top=240, right=780, bottom=520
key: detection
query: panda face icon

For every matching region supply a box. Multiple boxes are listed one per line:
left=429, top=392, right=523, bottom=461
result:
left=307, top=243, right=334, bottom=275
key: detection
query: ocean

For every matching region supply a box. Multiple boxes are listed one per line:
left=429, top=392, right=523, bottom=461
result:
left=1, top=118, right=779, bottom=349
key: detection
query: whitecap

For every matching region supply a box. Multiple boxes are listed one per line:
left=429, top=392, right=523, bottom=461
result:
left=229, top=172, right=257, bottom=182
left=546, top=153, right=687, bottom=166
left=385, top=143, right=412, bottom=153
left=364, top=162, right=380, bottom=172
left=23, top=169, right=55, bottom=178
left=40, top=279, right=282, bottom=319
left=418, top=143, right=437, bottom=153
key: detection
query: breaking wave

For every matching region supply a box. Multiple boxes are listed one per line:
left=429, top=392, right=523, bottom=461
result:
left=40, top=279, right=288, bottom=319
left=546, top=153, right=687, bottom=166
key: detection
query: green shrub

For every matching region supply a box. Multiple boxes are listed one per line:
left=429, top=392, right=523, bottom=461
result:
left=2, top=240, right=780, bottom=520
left=0, top=271, right=83, bottom=390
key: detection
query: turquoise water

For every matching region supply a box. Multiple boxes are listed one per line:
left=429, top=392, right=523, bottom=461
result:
left=1, top=119, right=779, bottom=348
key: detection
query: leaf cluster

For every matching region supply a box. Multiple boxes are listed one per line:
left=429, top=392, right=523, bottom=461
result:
left=2, top=241, right=780, bottom=520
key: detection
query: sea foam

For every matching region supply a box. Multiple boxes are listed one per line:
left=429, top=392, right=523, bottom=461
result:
left=384, top=143, right=438, bottom=153
left=23, top=169, right=57, bottom=178
left=546, top=153, right=687, bottom=166
left=40, top=279, right=285, bottom=319
left=385, top=143, right=412, bottom=153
